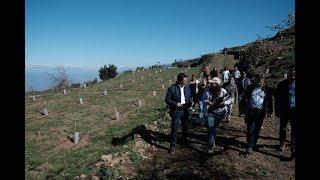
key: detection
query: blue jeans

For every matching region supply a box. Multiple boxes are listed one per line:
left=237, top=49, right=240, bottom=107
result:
left=207, top=111, right=226, bottom=147
left=199, top=101, right=208, bottom=125
left=170, top=108, right=189, bottom=148
left=245, top=108, right=264, bottom=148
left=226, top=103, right=233, bottom=119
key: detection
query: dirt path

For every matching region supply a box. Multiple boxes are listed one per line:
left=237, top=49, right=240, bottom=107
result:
left=128, top=105, right=295, bottom=179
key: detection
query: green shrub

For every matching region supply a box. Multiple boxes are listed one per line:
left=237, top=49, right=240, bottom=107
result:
left=99, top=167, right=120, bottom=179
left=99, top=64, right=118, bottom=80
left=70, top=83, right=81, bottom=88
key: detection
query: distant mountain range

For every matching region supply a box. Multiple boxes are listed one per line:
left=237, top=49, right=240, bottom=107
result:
left=25, top=65, right=136, bottom=91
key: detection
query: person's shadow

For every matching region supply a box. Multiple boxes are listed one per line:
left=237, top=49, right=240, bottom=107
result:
left=111, top=115, right=291, bottom=161
left=111, top=124, right=171, bottom=151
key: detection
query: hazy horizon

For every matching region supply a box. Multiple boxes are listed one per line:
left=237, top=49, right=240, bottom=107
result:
left=25, top=65, right=136, bottom=91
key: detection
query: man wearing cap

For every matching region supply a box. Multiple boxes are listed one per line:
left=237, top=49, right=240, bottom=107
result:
left=205, top=77, right=232, bottom=153
left=165, top=73, right=192, bottom=154
left=242, top=74, right=273, bottom=154
left=275, top=69, right=295, bottom=159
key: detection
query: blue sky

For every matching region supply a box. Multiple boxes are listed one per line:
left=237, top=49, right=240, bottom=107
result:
left=26, top=0, right=294, bottom=68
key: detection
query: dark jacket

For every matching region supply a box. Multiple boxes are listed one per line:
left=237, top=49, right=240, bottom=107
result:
left=189, top=81, right=197, bottom=97
left=210, top=70, right=219, bottom=78
left=275, top=79, right=294, bottom=117
left=242, top=84, right=273, bottom=118
left=196, top=83, right=208, bottom=101
left=165, top=83, right=192, bottom=111
left=237, top=78, right=250, bottom=95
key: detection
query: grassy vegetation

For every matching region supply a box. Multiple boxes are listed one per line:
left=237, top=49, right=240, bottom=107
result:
left=26, top=59, right=229, bottom=179
left=25, top=55, right=233, bottom=179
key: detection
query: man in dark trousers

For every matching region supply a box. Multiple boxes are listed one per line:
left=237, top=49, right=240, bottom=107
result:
left=275, top=69, right=295, bottom=159
left=238, top=72, right=251, bottom=117
left=242, top=74, right=273, bottom=154
left=165, top=73, right=192, bottom=154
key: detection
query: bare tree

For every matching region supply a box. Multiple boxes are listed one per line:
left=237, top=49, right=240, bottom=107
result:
left=48, top=65, right=70, bottom=90
left=266, top=12, right=295, bottom=32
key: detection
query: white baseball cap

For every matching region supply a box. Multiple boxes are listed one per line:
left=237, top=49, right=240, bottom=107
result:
left=209, top=77, right=221, bottom=85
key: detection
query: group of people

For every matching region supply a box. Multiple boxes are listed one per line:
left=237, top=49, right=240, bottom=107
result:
left=165, top=66, right=295, bottom=160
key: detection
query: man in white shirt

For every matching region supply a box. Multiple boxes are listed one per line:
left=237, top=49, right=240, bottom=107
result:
left=242, top=75, right=273, bottom=154
left=165, top=73, right=192, bottom=154
left=233, top=66, right=241, bottom=79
